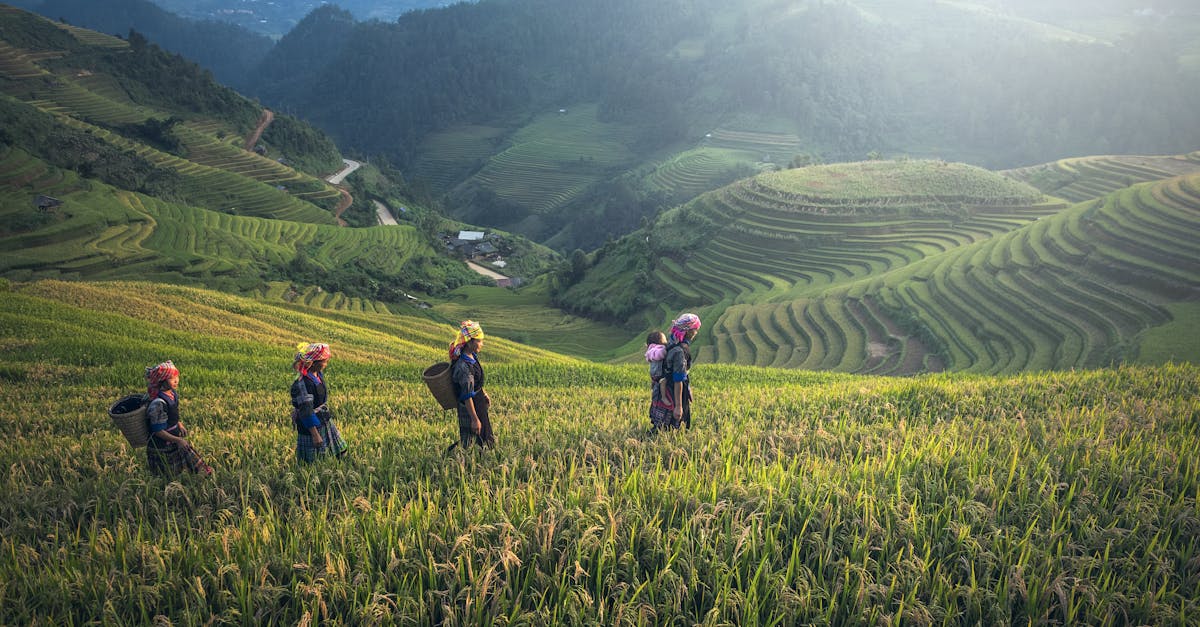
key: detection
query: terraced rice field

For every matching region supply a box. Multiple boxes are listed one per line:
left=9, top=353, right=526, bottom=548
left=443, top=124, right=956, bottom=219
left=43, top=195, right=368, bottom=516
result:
left=657, top=161, right=1053, bottom=309
left=410, top=124, right=507, bottom=191
left=704, top=128, right=805, bottom=162
left=642, top=147, right=763, bottom=201
left=1003, top=154, right=1200, bottom=203
left=703, top=171, right=1200, bottom=374
left=0, top=151, right=432, bottom=297
left=2, top=280, right=1198, bottom=624
left=458, top=105, right=640, bottom=216
left=0, top=146, right=81, bottom=197
left=174, top=124, right=342, bottom=206
left=0, top=29, right=339, bottom=224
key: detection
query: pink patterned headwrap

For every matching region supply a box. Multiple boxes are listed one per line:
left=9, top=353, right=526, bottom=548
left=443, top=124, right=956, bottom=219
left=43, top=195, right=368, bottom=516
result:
left=145, top=360, right=179, bottom=398
left=670, top=313, right=702, bottom=343
left=294, top=342, right=331, bottom=376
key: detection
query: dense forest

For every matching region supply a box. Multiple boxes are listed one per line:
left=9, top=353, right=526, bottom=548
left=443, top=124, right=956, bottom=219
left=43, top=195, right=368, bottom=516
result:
left=252, top=0, right=1200, bottom=168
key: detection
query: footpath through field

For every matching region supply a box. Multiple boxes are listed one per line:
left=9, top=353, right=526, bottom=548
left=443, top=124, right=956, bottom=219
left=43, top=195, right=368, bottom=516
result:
left=467, top=260, right=508, bottom=280
left=243, top=109, right=273, bottom=151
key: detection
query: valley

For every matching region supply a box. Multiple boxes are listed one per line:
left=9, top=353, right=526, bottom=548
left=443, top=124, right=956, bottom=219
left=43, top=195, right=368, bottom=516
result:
left=0, top=5, right=1198, bottom=624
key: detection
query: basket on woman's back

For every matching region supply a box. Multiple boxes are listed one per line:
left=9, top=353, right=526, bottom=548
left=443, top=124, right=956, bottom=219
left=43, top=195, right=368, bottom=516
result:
left=109, top=393, right=149, bottom=447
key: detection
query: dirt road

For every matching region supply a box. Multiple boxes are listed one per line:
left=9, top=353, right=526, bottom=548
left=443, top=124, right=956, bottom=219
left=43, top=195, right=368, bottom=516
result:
left=466, top=261, right=508, bottom=280
left=244, top=109, right=273, bottom=151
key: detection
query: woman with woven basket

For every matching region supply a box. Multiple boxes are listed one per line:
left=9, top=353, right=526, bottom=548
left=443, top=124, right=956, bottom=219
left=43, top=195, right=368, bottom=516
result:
left=145, top=360, right=214, bottom=477
left=449, top=320, right=494, bottom=450
left=290, top=342, right=348, bottom=463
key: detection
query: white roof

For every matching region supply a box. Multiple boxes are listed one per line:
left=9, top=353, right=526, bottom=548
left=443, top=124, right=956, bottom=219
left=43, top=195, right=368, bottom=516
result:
left=491, top=260, right=508, bottom=268
left=458, top=230, right=485, bottom=241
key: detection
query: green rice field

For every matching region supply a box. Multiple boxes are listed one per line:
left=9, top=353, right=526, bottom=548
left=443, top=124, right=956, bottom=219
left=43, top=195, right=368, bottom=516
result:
left=0, top=280, right=1197, bottom=625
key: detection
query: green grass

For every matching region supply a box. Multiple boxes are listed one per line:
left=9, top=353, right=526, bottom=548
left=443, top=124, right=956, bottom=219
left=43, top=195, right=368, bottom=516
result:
left=457, top=104, right=640, bottom=217
left=432, top=284, right=636, bottom=361
left=1136, top=302, right=1200, bottom=365
left=0, top=152, right=447, bottom=299
left=1, top=280, right=1198, bottom=624
left=569, top=157, right=1199, bottom=375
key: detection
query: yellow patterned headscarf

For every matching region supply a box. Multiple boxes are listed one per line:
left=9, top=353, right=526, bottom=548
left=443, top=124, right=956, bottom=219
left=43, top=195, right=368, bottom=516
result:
left=448, top=320, right=485, bottom=361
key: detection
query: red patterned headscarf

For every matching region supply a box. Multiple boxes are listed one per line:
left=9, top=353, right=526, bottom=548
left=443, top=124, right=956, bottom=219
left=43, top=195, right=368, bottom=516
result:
left=448, top=320, right=485, bottom=361
left=145, top=360, right=179, bottom=399
left=294, top=342, right=331, bottom=376
left=670, top=313, right=702, bottom=343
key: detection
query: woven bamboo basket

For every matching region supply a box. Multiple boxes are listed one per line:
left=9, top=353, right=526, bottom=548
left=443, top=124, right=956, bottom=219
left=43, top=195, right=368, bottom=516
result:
left=422, top=362, right=457, bottom=410
left=109, top=394, right=149, bottom=448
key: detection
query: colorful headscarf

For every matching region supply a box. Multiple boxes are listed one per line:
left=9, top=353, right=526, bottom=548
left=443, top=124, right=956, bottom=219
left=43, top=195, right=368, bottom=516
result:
left=448, top=320, right=485, bottom=361
left=670, top=313, right=702, bottom=343
left=294, top=342, right=332, bottom=376
left=145, top=360, right=179, bottom=398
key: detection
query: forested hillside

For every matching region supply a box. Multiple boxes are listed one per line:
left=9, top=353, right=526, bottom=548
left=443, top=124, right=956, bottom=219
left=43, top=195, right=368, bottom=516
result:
left=5, top=0, right=271, bottom=88
left=236, top=0, right=1200, bottom=249
left=0, top=6, right=489, bottom=302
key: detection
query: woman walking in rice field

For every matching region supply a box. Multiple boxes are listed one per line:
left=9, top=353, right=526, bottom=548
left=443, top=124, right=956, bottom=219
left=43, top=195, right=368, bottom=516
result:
left=144, top=360, right=213, bottom=477
left=662, top=313, right=701, bottom=430
left=290, top=342, right=348, bottom=463
left=449, top=320, right=494, bottom=450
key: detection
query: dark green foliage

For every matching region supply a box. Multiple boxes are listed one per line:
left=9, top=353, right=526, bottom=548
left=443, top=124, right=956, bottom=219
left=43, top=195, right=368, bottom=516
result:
left=22, top=0, right=272, bottom=88
left=251, top=5, right=357, bottom=104
left=259, top=112, right=342, bottom=176
left=114, top=116, right=184, bottom=154
left=274, top=242, right=485, bottom=300
left=0, top=97, right=184, bottom=199
left=42, top=31, right=261, bottom=131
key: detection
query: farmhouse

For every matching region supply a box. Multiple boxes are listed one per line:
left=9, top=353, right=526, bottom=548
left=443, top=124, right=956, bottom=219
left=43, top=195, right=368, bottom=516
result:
left=34, top=195, right=63, bottom=211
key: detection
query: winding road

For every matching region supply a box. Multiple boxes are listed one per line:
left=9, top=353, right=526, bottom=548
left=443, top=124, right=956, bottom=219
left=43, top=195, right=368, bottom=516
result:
left=327, top=158, right=361, bottom=184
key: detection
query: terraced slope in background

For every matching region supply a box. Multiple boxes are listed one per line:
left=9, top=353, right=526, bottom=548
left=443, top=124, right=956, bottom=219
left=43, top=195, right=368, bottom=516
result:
left=0, top=146, right=431, bottom=296
left=448, top=105, right=641, bottom=226
left=1003, top=154, right=1200, bottom=203
left=654, top=160, right=1052, bottom=308
left=0, top=8, right=341, bottom=224
left=704, top=169, right=1200, bottom=373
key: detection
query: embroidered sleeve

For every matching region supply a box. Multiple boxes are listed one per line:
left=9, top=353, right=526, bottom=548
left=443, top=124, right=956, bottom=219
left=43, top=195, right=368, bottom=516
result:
left=452, top=360, right=477, bottom=402
left=291, top=378, right=317, bottom=425
left=667, top=347, right=688, bottom=382
left=147, top=398, right=170, bottom=432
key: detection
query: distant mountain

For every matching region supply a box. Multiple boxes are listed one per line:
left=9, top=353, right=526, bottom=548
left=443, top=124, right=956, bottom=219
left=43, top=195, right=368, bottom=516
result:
left=147, top=0, right=452, bottom=37
left=7, top=0, right=272, bottom=89
left=239, top=0, right=1200, bottom=250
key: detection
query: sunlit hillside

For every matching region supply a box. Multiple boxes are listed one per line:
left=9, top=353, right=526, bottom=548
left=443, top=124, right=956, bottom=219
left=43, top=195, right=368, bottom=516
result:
left=1, top=279, right=1197, bottom=624
left=561, top=156, right=1200, bottom=372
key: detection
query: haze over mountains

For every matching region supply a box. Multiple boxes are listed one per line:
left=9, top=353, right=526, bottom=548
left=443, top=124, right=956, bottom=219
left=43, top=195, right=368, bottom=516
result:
left=14, top=0, right=1200, bottom=250
left=2, top=2, right=1199, bottom=370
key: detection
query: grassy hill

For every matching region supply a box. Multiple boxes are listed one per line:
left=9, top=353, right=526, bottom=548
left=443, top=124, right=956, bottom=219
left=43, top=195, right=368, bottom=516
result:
left=0, top=144, right=485, bottom=299
left=0, top=5, right=343, bottom=223
left=0, top=279, right=1197, bottom=624
left=561, top=157, right=1200, bottom=371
